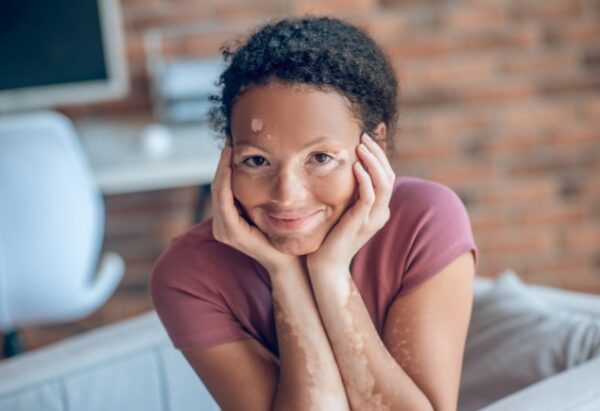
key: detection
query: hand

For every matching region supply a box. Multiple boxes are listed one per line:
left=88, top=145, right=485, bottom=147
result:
left=306, top=133, right=396, bottom=274
left=211, top=141, right=302, bottom=276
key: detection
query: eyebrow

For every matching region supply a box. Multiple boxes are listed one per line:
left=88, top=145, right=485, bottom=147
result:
left=235, top=135, right=340, bottom=151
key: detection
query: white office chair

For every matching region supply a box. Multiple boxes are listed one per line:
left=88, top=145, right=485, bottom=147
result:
left=0, top=111, right=125, bottom=357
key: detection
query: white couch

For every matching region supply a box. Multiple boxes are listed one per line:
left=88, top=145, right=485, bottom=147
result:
left=1, top=270, right=599, bottom=411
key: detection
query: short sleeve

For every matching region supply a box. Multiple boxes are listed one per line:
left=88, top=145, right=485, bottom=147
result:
left=394, top=180, right=479, bottom=298
left=149, top=237, right=253, bottom=351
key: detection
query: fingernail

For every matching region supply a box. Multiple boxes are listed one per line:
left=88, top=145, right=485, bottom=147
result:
left=361, top=133, right=370, bottom=142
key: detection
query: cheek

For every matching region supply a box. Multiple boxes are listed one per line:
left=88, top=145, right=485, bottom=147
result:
left=231, top=170, right=263, bottom=209
left=311, top=161, right=357, bottom=207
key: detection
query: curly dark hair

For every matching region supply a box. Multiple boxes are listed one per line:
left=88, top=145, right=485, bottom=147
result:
left=208, top=15, right=400, bottom=155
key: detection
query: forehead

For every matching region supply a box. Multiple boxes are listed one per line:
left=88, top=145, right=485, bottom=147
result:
left=231, top=82, right=361, bottom=147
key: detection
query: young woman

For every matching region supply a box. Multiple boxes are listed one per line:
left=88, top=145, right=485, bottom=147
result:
left=151, top=16, right=478, bottom=411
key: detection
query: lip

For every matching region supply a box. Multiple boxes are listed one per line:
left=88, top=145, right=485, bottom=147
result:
left=266, top=210, right=322, bottom=231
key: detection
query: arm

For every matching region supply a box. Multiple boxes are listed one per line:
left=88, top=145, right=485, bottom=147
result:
left=269, top=261, right=350, bottom=410
left=181, top=260, right=351, bottom=411
left=305, top=133, right=475, bottom=410
left=308, top=251, right=475, bottom=411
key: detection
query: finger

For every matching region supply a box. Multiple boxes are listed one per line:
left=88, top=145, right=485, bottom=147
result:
left=212, top=147, right=244, bottom=232
left=211, top=145, right=232, bottom=211
left=216, top=164, right=234, bottom=216
left=357, top=142, right=393, bottom=205
left=211, top=164, right=228, bottom=241
left=362, top=133, right=395, bottom=181
left=356, top=142, right=394, bottom=225
left=212, top=144, right=232, bottom=187
left=353, top=161, right=376, bottom=214
left=217, top=158, right=248, bottom=230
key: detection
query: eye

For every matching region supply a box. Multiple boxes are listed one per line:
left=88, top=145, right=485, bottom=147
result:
left=242, top=156, right=268, bottom=167
left=312, top=152, right=334, bottom=165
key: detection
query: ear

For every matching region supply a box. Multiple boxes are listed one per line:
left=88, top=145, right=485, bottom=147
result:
left=371, top=122, right=388, bottom=151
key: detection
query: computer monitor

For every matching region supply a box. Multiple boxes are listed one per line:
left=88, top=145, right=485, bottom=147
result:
left=0, top=0, right=128, bottom=113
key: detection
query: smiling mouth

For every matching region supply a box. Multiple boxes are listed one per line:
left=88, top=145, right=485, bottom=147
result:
left=266, top=210, right=322, bottom=231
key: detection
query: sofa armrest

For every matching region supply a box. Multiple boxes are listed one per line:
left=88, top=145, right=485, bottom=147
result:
left=0, top=310, right=218, bottom=411
left=480, top=357, right=600, bottom=411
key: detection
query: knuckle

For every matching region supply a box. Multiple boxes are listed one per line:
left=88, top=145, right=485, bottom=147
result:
left=212, top=229, right=224, bottom=243
left=213, top=223, right=233, bottom=245
left=381, top=212, right=390, bottom=226
left=212, top=226, right=225, bottom=242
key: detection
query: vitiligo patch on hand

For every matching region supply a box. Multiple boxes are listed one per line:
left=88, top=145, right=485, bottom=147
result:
left=251, top=118, right=263, bottom=132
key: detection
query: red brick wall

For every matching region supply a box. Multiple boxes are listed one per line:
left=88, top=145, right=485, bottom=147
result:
left=17, top=0, right=598, bottom=352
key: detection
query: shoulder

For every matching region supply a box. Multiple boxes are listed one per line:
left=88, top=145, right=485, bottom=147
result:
left=378, top=176, right=477, bottom=263
left=385, top=176, right=470, bottom=233
left=390, top=176, right=465, bottom=214
left=148, top=219, right=260, bottom=352
left=149, top=218, right=254, bottom=296
left=366, top=176, right=472, bottom=252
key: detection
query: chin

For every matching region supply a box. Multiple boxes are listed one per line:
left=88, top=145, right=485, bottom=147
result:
left=269, top=234, right=323, bottom=256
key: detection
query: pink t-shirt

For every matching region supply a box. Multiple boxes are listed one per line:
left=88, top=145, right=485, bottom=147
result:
left=150, top=176, right=479, bottom=355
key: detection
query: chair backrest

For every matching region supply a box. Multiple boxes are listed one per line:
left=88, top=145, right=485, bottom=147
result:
left=0, top=111, right=105, bottom=329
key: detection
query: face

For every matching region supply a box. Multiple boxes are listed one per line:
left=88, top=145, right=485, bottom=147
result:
left=230, top=81, right=363, bottom=255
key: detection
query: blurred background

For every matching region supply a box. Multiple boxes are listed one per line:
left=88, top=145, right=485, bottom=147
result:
left=0, top=0, right=599, bottom=356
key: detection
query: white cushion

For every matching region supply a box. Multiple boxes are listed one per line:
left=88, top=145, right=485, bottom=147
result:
left=458, top=270, right=600, bottom=411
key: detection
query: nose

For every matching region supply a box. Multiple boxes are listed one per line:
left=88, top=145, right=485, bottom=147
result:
left=270, top=167, right=309, bottom=207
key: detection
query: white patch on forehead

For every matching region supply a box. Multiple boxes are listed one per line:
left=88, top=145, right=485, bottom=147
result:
left=266, top=133, right=273, bottom=140
left=251, top=118, right=263, bottom=132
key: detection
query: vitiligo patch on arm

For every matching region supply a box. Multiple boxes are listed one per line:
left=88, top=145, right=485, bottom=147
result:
left=334, top=277, right=392, bottom=411
left=272, top=284, right=346, bottom=410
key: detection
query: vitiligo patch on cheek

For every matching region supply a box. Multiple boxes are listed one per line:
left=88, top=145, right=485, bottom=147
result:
left=251, top=118, right=263, bottom=132
left=333, top=151, right=351, bottom=168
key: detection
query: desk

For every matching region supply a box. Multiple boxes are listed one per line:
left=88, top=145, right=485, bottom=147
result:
left=75, top=116, right=222, bottom=196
